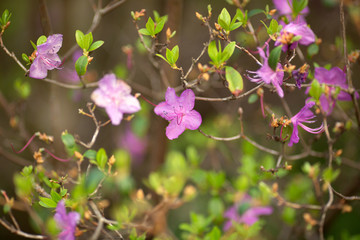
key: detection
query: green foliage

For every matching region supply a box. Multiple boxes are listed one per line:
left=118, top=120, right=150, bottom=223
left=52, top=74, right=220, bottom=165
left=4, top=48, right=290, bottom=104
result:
left=61, top=131, right=78, bottom=155
left=0, top=9, right=11, bottom=28
left=139, top=12, right=168, bottom=38
left=268, top=45, right=282, bottom=71
left=309, top=79, right=322, bottom=100
left=208, top=41, right=236, bottom=68
left=262, top=19, right=282, bottom=40
left=217, top=8, right=245, bottom=33
left=156, top=45, right=179, bottom=68
left=14, top=78, right=31, bottom=99
left=292, top=0, right=309, bottom=16
left=225, top=66, right=243, bottom=96
left=96, top=148, right=108, bottom=170
left=75, top=55, right=89, bottom=76
left=307, top=43, right=319, bottom=58
left=322, top=168, right=340, bottom=183
left=36, top=35, right=47, bottom=46
left=180, top=212, right=213, bottom=237
left=39, top=197, right=57, bottom=208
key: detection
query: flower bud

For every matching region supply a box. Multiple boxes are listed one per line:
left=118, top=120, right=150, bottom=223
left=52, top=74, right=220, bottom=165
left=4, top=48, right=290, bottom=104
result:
left=195, top=12, right=203, bottom=21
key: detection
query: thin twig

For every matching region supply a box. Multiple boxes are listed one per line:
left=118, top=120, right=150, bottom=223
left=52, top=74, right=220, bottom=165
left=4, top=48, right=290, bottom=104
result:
left=0, top=219, right=46, bottom=239
left=330, top=185, right=360, bottom=201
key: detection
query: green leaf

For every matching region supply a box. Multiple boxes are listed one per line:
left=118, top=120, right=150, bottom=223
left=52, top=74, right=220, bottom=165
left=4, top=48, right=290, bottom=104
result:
left=156, top=53, right=170, bottom=65
left=83, top=32, right=93, bottom=51
left=88, top=40, right=104, bottom=52
left=22, top=53, right=30, bottom=64
left=1, top=9, right=11, bottom=26
left=309, top=79, right=322, bottom=100
left=221, top=41, right=236, bottom=63
left=307, top=43, right=319, bottom=58
left=50, top=189, right=61, bottom=202
left=208, top=197, right=224, bottom=218
left=171, top=45, right=179, bottom=63
left=166, top=48, right=174, bottom=65
left=84, top=149, right=97, bottom=160
left=14, top=79, right=31, bottom=99
left=39, top=197, right=57, bottom=208
left=204, top=227, right=221, bottom=240
left=61, top=132, right=76, bottom=149
left=225, top=66, right=243, bottom=96
left=60, top=188, right=67, bottom=197
left=208, top=41, right=219, bottom=66
left=268, top=45, right=282, bottom=71
left=218, top=8, right=231, bottom=31
left=21, top=166, right=33, bottom=177
left=145, top=17, right=155, bottom=37
left=248, top=93, right=258, bottom=104
left=292, top=0, right=309, bottom=15
left=154, top=16, right=167, bottom=34
left=230, top=22, right=242, bottom=31
left=96, top=148, right=108, bottom=170
left=75, top=30, right=85, bottom=49
left=248, top=9, right=264, bottom=18
left=30, top=40, right=37, bottom=50
left=322, top=168, right=340, bottom=183
left=36, top=35, right=47, bottom=46
left=75, top=55, right=88, bottom=76
left=138, top=28, right=151, bottom=36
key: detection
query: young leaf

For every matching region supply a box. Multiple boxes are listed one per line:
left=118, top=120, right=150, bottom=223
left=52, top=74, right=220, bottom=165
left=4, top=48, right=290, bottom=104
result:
left=171, top=45, right=179, bottom=64
left=88, top=40, right=104, bottom=52
left=156, top=53, right=170, bottom=65
left=83, top=32, right=93, bottom=51
left=96, top=148, right=108, bottom=170
left=309, top=79, right=322, bottom=100
left=225, top=66, right=243, bottom=96
left=22, top=53, right=30, bottom=64
left=61, top=132, right=76, bottom=149
left=50, top=189, right=62, bottom=202
left=166, top=48, right=174, bottom=65
left=30, top=40, right=37, bottom=50
left=218, top=8, right=231, bottom=31
left=138, top=28, right=151, bottom=36
left=292, top=0, right=308, bottom=15
left=75, top=55, right=88, bottom=76
left=83, top=149, right=97, bottom=160
left=75, top=30, right=85, bottom=49
left=154, top=16, right=167, bottom=34
left=268, top=45, right=282, bottom=71
left=36, top=35, right=47, bottom=46
left=221, top=41, right=236, bottom=63
left=145, top=17, right=155, bottom=37
left=39, top=197, right=57, bottom=208
left=208, top=41, right=219, bottom=66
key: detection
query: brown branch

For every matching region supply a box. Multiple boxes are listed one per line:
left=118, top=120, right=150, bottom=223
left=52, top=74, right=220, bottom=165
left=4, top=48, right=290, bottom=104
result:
left=340, top=0, right=360, bottom=131
left=0, top=219, right=46, bottom=239
left=330, top=185, right=360, bottom=201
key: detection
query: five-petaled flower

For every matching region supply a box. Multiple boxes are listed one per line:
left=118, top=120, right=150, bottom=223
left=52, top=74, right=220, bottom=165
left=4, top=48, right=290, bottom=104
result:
left=275, top=22, right=315, bottom=52
left=287, top=101, right=324, bottom=147
left=223, top=194, right=273, bottom=231
left=247, top=44, right=285, bottom=98
left=29, top=34, right=63, bottom=79
left=313, top=67, right=359, bottom=115
left=54, top=200, right=80, bottom=240
left=91, top=73, right=141, bottom=125
left=154, top=87, right=202, bottom=140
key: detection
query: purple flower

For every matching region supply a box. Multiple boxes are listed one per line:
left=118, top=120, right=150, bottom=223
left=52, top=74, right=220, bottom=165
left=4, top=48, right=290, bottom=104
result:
left=29, top=34, right=63, bottom=79
left=119, top=126, right=147, bottom=164
left=58, top=50, right=82, bottom=83
left=292, top=64, right=309, bottom=89
left=54, top=200, right=80, bottom=240
left=275, top=22, right=315, bottom=52
left=288, top=101, right=324, bottom=146
left=223, top=195, right=273, bottom=231
left=273, top=0, right=309, bottom=23
left=314, top=67, right=358, bottom=115
left=91, top=73, right=141, bottom=125
left=247, top=45, right=284, bottom=97
left=154, top=87, right=202, bottom=140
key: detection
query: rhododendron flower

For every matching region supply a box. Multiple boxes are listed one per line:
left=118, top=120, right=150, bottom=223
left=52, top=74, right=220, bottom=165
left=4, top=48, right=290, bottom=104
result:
left=247, top=45, right=284, bottom=97
left=29, top=34, right=63, bottom=79
left=91, top=73, right=141, bottom=125
left=118, top=125, right=147, bottom=164
left=292, top=64, right=309, bottom=89
left=273, top=0, right=309, bottom=22
left=313, top=67, right=358, bottom=115
left=275, top=22, right=315, bottom=52
left=288, top=101, right=324, bottom=147
left=54, top=200, right=80, bottom=240
left=154, top=87, right=202, bottom=140
left=223, top=194, right=273, bottom=231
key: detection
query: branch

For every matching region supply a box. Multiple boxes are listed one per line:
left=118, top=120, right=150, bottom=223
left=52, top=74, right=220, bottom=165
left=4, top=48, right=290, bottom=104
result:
left=0, top=219, right=46, bottom=239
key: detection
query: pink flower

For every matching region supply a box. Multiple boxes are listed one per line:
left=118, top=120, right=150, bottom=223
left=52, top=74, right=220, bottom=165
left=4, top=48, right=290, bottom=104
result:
left=91, top=73, right=141, bottom=125
left=314, top=67, right=359, bottom=115
left=247, top=44, right=284, bottom=97
left=223, top=194, right=273, bottom=231
left=29, top=34, right=63, bottom=79
left=154, top=87, right=202, bottom=140
left=54, top=200, right=80, bottom=240
left=288, top=101, right=324, bottom=146
left=275, top=22, right=315, bottom=52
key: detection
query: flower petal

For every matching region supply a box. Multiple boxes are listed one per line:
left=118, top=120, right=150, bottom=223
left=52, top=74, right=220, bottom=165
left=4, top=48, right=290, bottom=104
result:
left=165, top=87, right=179, bottom=106
left=29, top=56, right=48, bottom=79
left=91, top=89, right=111, bottom=107
left=179, top=89, right=195, bottom=111
left=288, top=124, right=299, bottom=147
left=154, top=102, right=177, bottom=121
left=105, top=105, right=123, bottom=125
left=118, top=95, right=141, bottom=114
left=166, top=120, right=186, bottom=140
left=37, top=34, right=63, bottom=55
left=182, top=110, right=202, bottom=130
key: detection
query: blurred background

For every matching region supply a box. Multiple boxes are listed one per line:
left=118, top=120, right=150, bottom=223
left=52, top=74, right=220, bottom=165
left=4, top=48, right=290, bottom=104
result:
left=0, top=0, right=360, bottom=239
